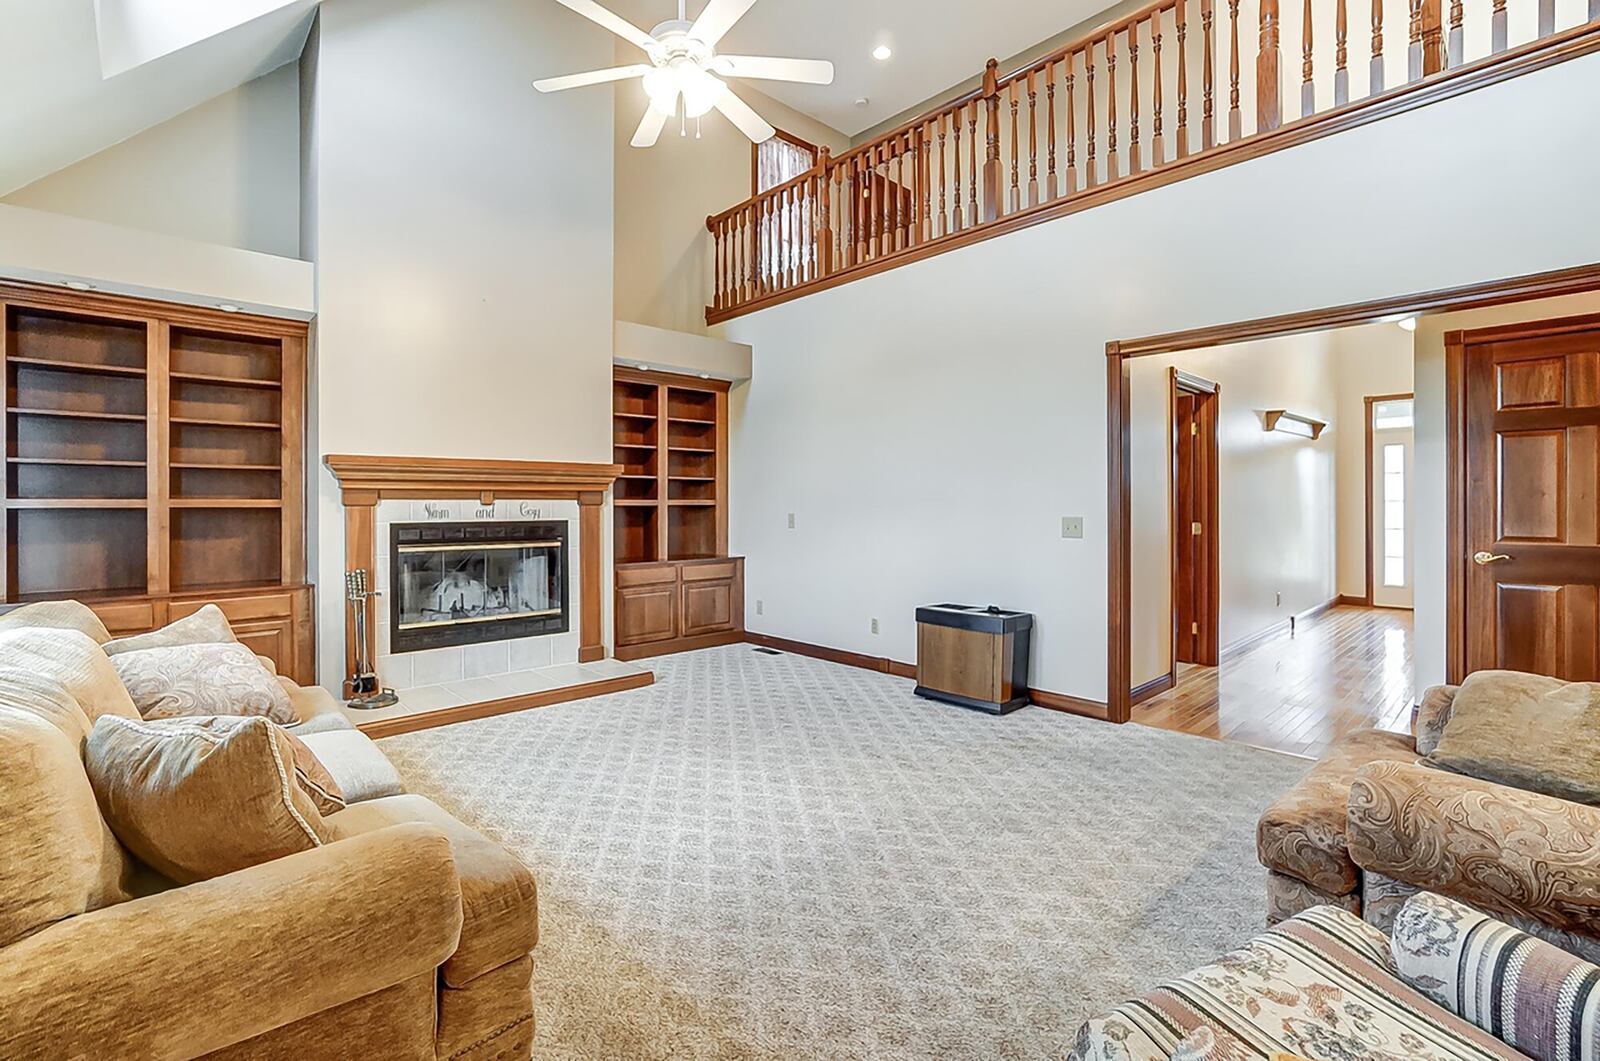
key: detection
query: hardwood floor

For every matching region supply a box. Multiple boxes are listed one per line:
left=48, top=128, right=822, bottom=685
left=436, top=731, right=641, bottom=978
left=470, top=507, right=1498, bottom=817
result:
left=1132, top=605, right=1415, bottom=760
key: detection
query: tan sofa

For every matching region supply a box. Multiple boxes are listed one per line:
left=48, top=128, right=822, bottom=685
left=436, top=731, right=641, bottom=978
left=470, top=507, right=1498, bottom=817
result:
left=1, top=654, right=538, bottom=1060
left=1257, top=679, right=1600, bottom=962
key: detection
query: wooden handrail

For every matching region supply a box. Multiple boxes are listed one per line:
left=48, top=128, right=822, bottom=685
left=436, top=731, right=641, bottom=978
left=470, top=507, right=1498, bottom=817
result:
left=705, top=0, right=1597, bottom=323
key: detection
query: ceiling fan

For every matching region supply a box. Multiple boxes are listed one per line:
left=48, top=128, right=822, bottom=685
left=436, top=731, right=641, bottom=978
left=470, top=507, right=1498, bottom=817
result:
left=533, top=0, right=835, bottom=148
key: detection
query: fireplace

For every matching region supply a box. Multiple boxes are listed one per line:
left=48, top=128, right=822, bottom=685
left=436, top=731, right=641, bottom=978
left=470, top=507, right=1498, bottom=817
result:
left=389, top=520, right=569, bottom=653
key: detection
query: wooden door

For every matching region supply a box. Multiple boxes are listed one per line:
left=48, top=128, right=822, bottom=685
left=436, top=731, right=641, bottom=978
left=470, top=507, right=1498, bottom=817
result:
left=1172, top=372, right=1220, bottom=667
left=1461, top=320, right=1600, bottom=680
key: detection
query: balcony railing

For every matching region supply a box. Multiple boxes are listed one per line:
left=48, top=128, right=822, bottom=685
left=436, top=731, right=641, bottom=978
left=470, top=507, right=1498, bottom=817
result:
left=706, top=0, right=1600, bottom=324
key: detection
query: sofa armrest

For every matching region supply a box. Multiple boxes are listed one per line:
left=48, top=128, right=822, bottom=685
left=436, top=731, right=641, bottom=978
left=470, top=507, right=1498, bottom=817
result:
left=1412, top=684, right=1458, bottom=755
left=1348, top=760, right=1600, bottom=938
left=0, top=822, right=463, bottom=1061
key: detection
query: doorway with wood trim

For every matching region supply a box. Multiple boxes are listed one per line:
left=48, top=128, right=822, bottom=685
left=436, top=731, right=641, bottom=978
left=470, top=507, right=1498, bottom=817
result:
left=1170, top=369, right=1220, bottom=681
left=1107, top=264, right=1600, bottom=758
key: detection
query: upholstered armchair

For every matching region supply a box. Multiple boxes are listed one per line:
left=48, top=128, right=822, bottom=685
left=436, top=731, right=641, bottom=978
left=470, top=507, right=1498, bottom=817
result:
left=1257, top=678, right=1600, bottom=962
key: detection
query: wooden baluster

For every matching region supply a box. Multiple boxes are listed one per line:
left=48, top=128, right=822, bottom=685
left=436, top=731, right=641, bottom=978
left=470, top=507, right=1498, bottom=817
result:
left=1086, top=42, right=1099, bottom=187
left=889, top=135, right=900, bottom=252
left=951, top=108, right=963, bottom=233
left=1407, top=0, right=1424, bottom=80
left=838, top=164, right=851, bottom=270
left=1178, top=0, right=1191, bottom=157
left=1106, top=33, right=1119, bottom=181
left=869, top=147, right=881, bottom=260
left=1447, top=0, right=1464, bottom=66
left=1491, top=0, right=1507, bottom=53
left=755, top=199, right=766, bottom=297
left=1258, top=0, right=1281, bottom=133
left=710, top=218, right=720, bottom=313
left=1228, top=0, right=1243, bottom=139
left=881, top=142, right=893, bottom=254
left=817, top=150, right=833, bottom=277
left=1202, top=0, right=1217, bottom=149
left=784, top=187, right=794, bottom=289
left=938, top=113, right=950, bottom=237
left=853, top=155, right=866, bottom=265
left=746, top=204, right=756, bottom=300
left=1373, top=0, right=1387, bottom=92
left=1027, top=70, right=1040, bottom=207
left=1422, top=0, right=1444, bottom=75
left=1066, top=59, right=1079, bottom=192
left=1539, top=0, right=1556, bottom=38
left=1046, top=61, right=1059, bottom=199
left=1129, top=24, right=1142, bottom=175
left=921, top=123, right=933, bottom=243
left=1335, top=0, right=1350, bottom=104
left=1152, top=13, right=1165, bottom=166
left=1009, top=79, right=1021, bottom=213
left=779, top=188, right=789, bottom=290
left=983, top=60, right=1003, bottom=222
left=968, top=101, right=980, bottom=227
left=1303, top=0, right=1315, bottom=116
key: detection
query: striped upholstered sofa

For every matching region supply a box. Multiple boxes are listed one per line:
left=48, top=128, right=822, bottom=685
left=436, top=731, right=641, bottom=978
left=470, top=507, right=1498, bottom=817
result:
left=1069, top=895, right=1596, bottom=1060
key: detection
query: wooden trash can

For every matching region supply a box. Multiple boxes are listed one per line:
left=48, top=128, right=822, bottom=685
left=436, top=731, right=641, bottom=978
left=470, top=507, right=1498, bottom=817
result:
left=914, top=604, right=1034, bottom=714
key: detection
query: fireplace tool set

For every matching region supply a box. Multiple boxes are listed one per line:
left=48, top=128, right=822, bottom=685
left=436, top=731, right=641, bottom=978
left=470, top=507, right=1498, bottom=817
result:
left=344, top=568, right=399, bottom=709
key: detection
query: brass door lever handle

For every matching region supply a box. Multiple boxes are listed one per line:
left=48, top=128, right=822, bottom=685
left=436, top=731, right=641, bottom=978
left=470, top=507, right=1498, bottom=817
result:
left=1473, top=551, right=1511, bottom=565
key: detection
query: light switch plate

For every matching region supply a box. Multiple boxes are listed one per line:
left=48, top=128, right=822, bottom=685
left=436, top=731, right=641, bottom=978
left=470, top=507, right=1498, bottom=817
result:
left=787, top=513, right=796, bottom=529
left=756, top=600, right=764, bottom=615
left=1061, top=516, right=1084, bottom=539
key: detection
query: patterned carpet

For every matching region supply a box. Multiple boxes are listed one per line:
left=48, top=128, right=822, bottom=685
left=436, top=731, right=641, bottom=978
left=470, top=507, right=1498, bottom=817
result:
left=379, top=644, right=1309, bottom=1059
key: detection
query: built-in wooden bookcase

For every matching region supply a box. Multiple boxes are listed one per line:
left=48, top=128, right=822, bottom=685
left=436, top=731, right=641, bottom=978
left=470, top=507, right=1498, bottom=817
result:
left=612, top=367, right=742, bottom=660
left=1, top=282, right=312, bottom=680
left=612, top=367, right=728, bottom=564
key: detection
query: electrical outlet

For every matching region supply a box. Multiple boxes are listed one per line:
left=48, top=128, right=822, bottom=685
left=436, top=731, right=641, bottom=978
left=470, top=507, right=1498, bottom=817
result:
left=870, top=618, right=879, bottom=635
left=786, top=512, right=796, bottom=530
left=756, top=599, right=764, bottom=616
left=1061, top=516, right=1084, bottom=539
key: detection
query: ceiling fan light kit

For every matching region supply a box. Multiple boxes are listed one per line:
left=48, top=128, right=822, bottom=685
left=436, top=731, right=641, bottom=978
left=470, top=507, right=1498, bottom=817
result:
left=533, top=0, right=835, bottom=148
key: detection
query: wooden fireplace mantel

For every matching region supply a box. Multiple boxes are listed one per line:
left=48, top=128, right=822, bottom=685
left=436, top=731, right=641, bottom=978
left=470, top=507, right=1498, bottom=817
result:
left=324, top=454, right=622, bottom=684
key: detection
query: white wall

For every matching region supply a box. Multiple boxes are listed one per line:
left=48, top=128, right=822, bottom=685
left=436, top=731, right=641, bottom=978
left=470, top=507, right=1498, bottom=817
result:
left=4, top=65, right=302, bottom=258
left=613, top=46, right=849, bottom=336
left=1128, top=334, right=1340, bottom=686
left=1330, top=323, right=1415, bottom=599
left=0, top=201, right=312, bottom=316
left=720, top=54, right=1600, bottom=703
left=305, top=0, right=615, bottom=689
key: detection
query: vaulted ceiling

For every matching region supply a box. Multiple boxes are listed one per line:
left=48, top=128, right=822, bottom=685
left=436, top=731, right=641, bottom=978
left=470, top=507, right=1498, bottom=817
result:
left=606, top=0, right=1111, bottom=135
left=0, top=0, right=316, bottom=196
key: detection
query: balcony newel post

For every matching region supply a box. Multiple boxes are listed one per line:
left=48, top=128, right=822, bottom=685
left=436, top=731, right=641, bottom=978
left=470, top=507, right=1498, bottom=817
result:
left=1257, top=0, right=1282, bottom=132
left=982, top=59, right=1004, bottom=223
left=816, top=148, right=833, bottom=277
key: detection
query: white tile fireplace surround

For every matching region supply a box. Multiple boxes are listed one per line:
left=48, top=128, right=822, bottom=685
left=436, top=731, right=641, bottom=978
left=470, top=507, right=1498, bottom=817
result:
left=321, top=454, right=654, bottom=733
left=374, top=498, right=583, bottom=689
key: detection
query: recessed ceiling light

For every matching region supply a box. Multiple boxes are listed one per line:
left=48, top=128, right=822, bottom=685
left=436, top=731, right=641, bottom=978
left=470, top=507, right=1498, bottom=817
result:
left=217, top=303, right=241, bottom=313
left=1397, top=316, right=1419, bottom=332
left=638, top=363, right=650, bottom=371
left=872, top=45, right=893, bottom=61
left=853, top=97, right=869, bottom=107
left=698, top=373, right=711, bottom=379
left=63, top=280, right=94, bottom=291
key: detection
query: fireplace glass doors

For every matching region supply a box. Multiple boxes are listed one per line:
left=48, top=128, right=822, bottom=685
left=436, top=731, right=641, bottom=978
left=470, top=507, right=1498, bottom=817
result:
left=389, top=520, right=569, bottom=652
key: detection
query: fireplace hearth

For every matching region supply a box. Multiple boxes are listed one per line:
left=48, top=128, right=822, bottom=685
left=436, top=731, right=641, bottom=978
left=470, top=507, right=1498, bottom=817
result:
left=389, top=520, right=569, bottom=653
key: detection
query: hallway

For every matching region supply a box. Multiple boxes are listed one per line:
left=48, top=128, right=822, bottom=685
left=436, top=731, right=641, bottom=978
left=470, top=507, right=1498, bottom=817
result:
left=1132, top=606, right=1415, bottom=759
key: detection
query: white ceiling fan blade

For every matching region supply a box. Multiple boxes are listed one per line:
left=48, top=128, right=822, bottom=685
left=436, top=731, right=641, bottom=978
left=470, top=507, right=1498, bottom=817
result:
left=551, top=0, right=659, bottom=51
left=713, top=86, right=775, bottom=143
left=715, top=56, right=834, bottom=85
left=534, top=64, right=652, bottom=93
left=631, top=105, right=669, bottom=148
left=688, top=0, right=758, bottom=46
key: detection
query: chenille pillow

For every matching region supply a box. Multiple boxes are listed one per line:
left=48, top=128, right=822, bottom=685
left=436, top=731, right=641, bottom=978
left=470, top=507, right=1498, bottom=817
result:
left=111, top=642, right=294, bottom=725
left=85, top=714, right=343, bottom=884
left=1429, top=669, right=1600, bottom=805
left=102, top=604, right=237, bottom=655
left=1392, top=892, right=1600, bottom=1061
left=0, top=599, right=112, bottom=644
